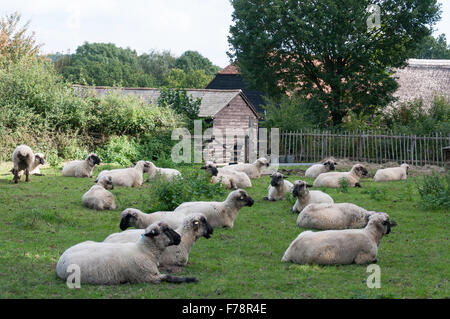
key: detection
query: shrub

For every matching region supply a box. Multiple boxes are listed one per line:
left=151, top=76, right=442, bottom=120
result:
left=416, top=172, right=450, bottom=210
left=339, top=178, right=349, bottom=193
left=96, top=135, right=140, bottom=166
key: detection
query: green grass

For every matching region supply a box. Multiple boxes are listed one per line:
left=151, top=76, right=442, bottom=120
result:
left=0, top=163, right=448, bottom=299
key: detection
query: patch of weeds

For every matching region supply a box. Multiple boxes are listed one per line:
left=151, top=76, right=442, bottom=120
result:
left=339, top=178, right=349, bottom=193
left=416, top=171, right=450, bottom=209
left=362, top=187, right=388, bottom=201
left=13, top=209, right=67, bottom=230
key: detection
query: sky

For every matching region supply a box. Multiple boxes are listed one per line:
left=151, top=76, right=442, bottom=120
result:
left=1, top=0, right=449, bottom=68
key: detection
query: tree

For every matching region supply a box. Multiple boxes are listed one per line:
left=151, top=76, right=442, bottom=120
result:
left=138, top=49, right=177, bottom=86
left=165, top=68, right=213, bottom=88
left=228, top=0, right=441, bottom=127
left=175, top=50, right=221, bottom=76
left=410, top=34, right=450, bottom=59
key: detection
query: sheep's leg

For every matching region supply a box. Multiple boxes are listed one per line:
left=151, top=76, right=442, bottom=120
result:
left=160, top=274, right=198, bottom=284
left=354, top=182, right=362, bottom=188
left=354, top=252, right=376, bottom=264
left=25, top=169, right=30, bottom=182
left=12, top=169, right=19, bottom=184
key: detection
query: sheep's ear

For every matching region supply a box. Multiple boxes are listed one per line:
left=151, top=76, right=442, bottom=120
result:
left=132, top=212, right=138, bottom=217
left=200, top=165, right=206, bottom=169
left=306, top=184, right=313, bottom=188
left=144, top=229, right=158, bottom=237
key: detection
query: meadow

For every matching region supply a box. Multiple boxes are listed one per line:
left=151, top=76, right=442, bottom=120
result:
left=0, top=162, right=448, bottom=299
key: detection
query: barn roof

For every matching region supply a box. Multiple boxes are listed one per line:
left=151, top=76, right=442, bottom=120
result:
left=74, top=86, right=258, bottom=118
left=392, top=59, right=450, bottom=109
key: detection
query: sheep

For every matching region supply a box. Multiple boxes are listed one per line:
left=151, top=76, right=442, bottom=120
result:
left=305, top=158, right=337, bottom=178
left=96, top=160, right=150, bottom=187
left=313, top=163, right=368, bottom=188
left=264, top=172, right=294, bottom=201
left=56, top=221, right=198, bottom=284
left=201, top=162, right=252, bottom=189
left=62, top=153, right=101, bottom=178
left=104, top=213, right=213, bottom=269
left=373, top=163, right=410, bottom=182
left=119, top=208, right=183, bottom=230
left=291, top=180, right=334, bottom=213
left=296, top=202, right=376, bottom=230
left=11, top=145, right=45, bottom=183
left=220, top=157, right=270, bottom=179
left=146, top=161, right=181, bottom=182
left=173, top=189, right=255, bottom=228
left=82, top=176, right=117, bottom=211
left=282, top=213, right=397, bottom=265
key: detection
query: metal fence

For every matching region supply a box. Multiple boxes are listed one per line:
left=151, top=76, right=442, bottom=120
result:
left=279, top=130, right=450, bottom=166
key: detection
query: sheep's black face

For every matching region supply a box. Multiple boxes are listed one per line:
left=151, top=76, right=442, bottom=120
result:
left=202, top=164, right=218, bottom=176
left=120, top=213, right=133, bottom=230
left=90, top=155, right=101, bottom=165
left=239, top=191, right=254, bottom=207
left=270, top=173, right=284, bottom=187
left=355, top=165, right=368, bottom=177
left=292, top=181, right=312, bottom=197
left=324, top=161, right=335, bottom=171
left=382, top=219, right=397, bottom=234
left=163, top=226, right=181, bottom=246
left=36, top=155, right=45, bottom=165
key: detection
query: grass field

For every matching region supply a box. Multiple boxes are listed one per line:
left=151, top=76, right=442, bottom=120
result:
left=0, top=162, right=448, bottom=299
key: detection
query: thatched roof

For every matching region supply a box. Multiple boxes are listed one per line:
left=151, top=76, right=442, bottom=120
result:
left=74, top=86, right=258, bottom=118
left=392, top=59, right=450, bottom=109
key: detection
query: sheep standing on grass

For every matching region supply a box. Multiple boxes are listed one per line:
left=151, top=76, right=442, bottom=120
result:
left=11, top=145, right=45, bottom=183
left=264, top=172, right=293, bottom=201
left=291, top=180, right=334, bottom=213
left=82, top=176, right=117, bottom=211
left=96, top=160, right=150, bottom=187
left=62, top=153, right=101, bottom=178
left=374, top=163, right=410, bottom=182
left=146, top=162, right=181, bottom=182
left=105, top=213, right=213, bottom=269
left=56, top=221, right=198, bottom=284
left=282, top=213, right=397, bottom=265
left=201, top=162, right=252, bottom=189
left=313, top=163, right=368, bottom=188
left=305, top=158, right=337, bottom=178
left=296, top=203, right=375, bottom=230
left=221, top=157, right=270, bottom=179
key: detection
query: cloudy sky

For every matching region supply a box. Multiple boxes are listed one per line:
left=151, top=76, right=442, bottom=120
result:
left=1, top=0, right=449, bottom=68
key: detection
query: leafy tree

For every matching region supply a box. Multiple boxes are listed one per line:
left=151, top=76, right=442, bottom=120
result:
left=138, top=49, right=177, bottom=86
left=165, top=68, right=213, bottom=88
left=228, top=0, right=441, bottom=127
left=410, top=34, right=450, bottom=59
left=175, top=50, right=220, bottom=75
left=157, top=88, right=201, bottom=128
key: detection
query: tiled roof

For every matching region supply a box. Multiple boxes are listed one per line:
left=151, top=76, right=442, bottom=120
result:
left=217, top=64, right=240, bottom=75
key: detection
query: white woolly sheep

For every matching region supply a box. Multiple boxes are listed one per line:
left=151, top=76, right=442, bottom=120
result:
left=11, top=145, right=45, bottom=183
left=220, top=157, right=270, bottom=179
left=296, top=202, right=376, bottom=230
left=313, top=163, right=368, bottom=188
left=119, top=208, right=183, bottom=230
left=282, top=213, right=397, bottom=265
left=201, top=162, right=252, bottom=189
left=146, top=162, right=182, bottom=182
left=56, top=221, right=198, bottom=284
left=264, top=172, right=294, bottom=201
left=305, top=158, right=337, bottom=178
left=62, top=153, right=101, bottom=178
left=96, top=160, right=150, bottom=187
left=104, top=213, right=213, bottom=268
left=373, top=163, right=410, bottom=182
left=291, top=180, right=334, bottom=213
left=82, top=176, right=117, bottom=211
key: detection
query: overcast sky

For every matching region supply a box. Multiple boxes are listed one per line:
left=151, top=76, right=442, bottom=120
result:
left=1, top=0, right=449, bottom=68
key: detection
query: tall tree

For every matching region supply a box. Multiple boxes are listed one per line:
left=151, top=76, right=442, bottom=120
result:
left=228, top=0, right=441, bottom=126
left=138, top=49, right=177, bottom=86
left=410, top=34, right=450, bottom=59
left=175, top=50, right=221, bottom=76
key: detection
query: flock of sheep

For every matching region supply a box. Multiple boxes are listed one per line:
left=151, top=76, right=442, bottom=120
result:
left=10, top=144, right=410, bottom=286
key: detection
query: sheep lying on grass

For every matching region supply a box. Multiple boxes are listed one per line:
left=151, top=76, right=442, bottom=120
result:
left=105, top=213, right=213, bottom=269
left=119, top=208, right=180, bottom=230
left=11, top=145, right=45, bottom=183
left=305, top=158, right=337, bottom=178
left=56, top=221, right=198, bottom=284
left=174, top=189, right=255, bottom=228
left=96, top=160, right=150, bottom=187
left=220, top=157, right=270, bottom=179
left=291, top=180, right=334, bottom=213
left=82, top=176, right=117, bottom=210
left=62, top=153, right=101, bottom=178
left=264, top=172, right=293, bottom=201
left=313, top=163, right=368, bottom=188
left=374, top=163, right=410, bottom=182
left=282, top=213, right=397, bottom=265
left=296, top=203, right=374, bottom=230
left=146, top=162, right=181, bottom=182
left=201, top=162, right=252, bottom=189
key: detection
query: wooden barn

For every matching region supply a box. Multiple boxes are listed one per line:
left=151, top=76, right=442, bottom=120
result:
left=77, top=86, right=259, bottom=164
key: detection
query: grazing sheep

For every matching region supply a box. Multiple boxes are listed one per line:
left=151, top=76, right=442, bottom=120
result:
left=201, top=162, right=252, bottom=189
left=82, top=176, right=117, bottom=211
left=282, top=213, right=397, bottom=265
left=174, top=189, right=255, bottom=228
left=62, top=153, right=101, bottom=178
left=264, top=172, right=294, bottom=201
left=220, top=157, right=270, bottom=179
left=296, top=203, right=376, bottom=230
left=105, top=213, right=213, bottom=268
left=11, top=145, right=45, bottom=183
left=305, top=158, right=337, bottom=178
left=56, top=221, right=198, bottom=284
left=313, top=164, right=368, bottom=188
left=146, top=162, right=181, bottom=182
left=373, top=163, right=410, bottom=182
left=119, top=208, right=181, bottom=230
left=96, top=160, right=150, bottom=187
left=291, top=180, right=334, bottom=213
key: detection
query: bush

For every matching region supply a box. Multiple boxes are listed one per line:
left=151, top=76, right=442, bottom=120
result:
left=96, top=135, right=140, bottom=166
left=416, top=172, right=450, bottom=210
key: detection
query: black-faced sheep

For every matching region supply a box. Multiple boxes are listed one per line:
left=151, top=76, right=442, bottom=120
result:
left=291, top=180, right=334, bottom=213
left=96, top=160, right=150, bottom=187
left=305, top=158, right=337, bottom=178
left=313, top=163, right=368, bottom=188
left=146, top=161, right=182, bottom=182
left=82, top=176, right=117, bottom=210
left=201, top=162, right=252, bottom=189
left=373, top=163, right=409, bottom=182
left=62, top=153, right=101, bottom=178
left=264, top=172, right=293, bottom=201
left=11, top=145, right=45, bottom=183
left=220, top=157, right=270, bottom=179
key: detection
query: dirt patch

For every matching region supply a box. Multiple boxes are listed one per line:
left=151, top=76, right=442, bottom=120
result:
left=278, top=167, right=306, bottom=176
